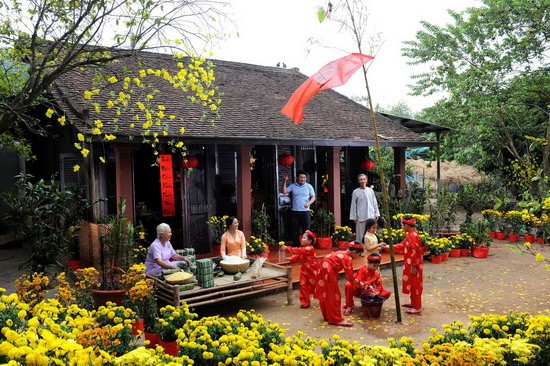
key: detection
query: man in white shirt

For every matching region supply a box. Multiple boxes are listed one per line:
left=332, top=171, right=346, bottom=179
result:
left=349, top=173, right=379, bottom=242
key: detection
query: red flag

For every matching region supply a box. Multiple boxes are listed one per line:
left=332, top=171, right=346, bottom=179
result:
left=281, top=53, right=374, bottom=123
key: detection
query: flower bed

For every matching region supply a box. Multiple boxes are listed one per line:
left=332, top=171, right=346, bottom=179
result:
left=1, top=278, right=548, bottom=365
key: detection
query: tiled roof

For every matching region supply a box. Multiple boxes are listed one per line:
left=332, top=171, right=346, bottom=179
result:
left=52, top=51, right=428, bottom=147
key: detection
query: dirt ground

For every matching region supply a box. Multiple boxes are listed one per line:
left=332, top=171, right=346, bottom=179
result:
left=1, top=239, right=549, bottom=347
left=197, top=240, right=549, bottom=346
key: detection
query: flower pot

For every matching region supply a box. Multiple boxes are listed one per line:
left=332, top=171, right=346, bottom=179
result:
left=460, top=248, right=470, bottom=257
left=159, top=339, right=179, bottom=356
left=488, top=231, right=497, bottom=239
left=523, top=234, right=535, bottom=243
left=536, top=237, right=544, bottom=245
left=90, top=288, right=126, bottom=307
left=131, top=319, right=144, bottom=335
left=316, top=237, right=333, bottom=249
left=337, top=240, right=349, bottom=250
left=472, top=246, right=489, bottom=258
left=144, top=332, right=160, bottom=348
left=441, top=252, right=449, bottom=261
left=213, top=245, right=221, bottom=256
left=508, top=234, right=520, bottom=243
left=495, top=232, right=507, bottom=240
left=67, top=259, right=81, bottom=270
left=430, top=255, right=443, bottom=264
left=360, top=295, right=385, bottom=319
left=449, top=249, right=461, bottom=258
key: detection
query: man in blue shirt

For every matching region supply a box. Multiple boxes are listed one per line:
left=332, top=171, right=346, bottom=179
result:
left=282, top=170, right=316, bottom=247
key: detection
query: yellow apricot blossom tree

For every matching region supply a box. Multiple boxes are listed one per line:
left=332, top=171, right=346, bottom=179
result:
left=0, top=0, right=230, bottom=159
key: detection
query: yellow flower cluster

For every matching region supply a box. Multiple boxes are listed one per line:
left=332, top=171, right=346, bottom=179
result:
left=14, top=272, right=50, bottom=309
left=504, top=210, right=526, bottom=233
left=55, top=272, right=76, bottom=306
left=392, top=213, right=430, bottom=226
left=450, top=233, right=475, bottom=250
left=0, top=276, right=548, bottom=365
left=247, top=235, right=267, bottom=255
left=378, top=228, right=406, bottom=243
left=69, top=52, right=221, bottom=166
left=93, top=302, right=136, bottom=328
left=207, top=215, right=229, bottom=245
left=72, top=267, right=101, bottom=310
left=332, top=225, right=353, bottom=241
left=425, top=237, right=452, bottom=256
left=154, top=304, right=197, bottom=342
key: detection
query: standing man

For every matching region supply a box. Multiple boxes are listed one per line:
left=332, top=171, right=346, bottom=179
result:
left=282, top=170, right=316, bottom=247
left=349, top=173, right=380, bottom=243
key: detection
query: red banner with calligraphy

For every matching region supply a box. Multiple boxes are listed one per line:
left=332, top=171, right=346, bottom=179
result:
left=159, top=154, right=176, bottom=217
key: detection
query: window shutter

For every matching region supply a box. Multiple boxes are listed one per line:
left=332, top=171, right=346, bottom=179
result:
left=59, top=153, right=80, bottom=189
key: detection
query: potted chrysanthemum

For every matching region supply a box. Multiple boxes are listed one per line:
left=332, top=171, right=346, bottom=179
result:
left=332, top=225, right=353, bottom=249
left=121, top=263, right=156, bottom=335
left=247, top=235, right=268, bottom=257
left=154, top=304, right=197, bottom=356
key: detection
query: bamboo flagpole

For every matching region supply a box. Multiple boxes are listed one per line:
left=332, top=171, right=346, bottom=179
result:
left=281, top=51, right=403, bottom=322
left=357, top=63, right=403, bottom=323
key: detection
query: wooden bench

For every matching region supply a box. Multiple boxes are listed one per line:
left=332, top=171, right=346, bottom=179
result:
left=148, top=262, right=293, bottom=308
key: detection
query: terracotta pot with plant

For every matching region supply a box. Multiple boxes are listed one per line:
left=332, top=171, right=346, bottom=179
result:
left=91, top=199, right=143, bottom=306
left=332, top=225, right=353, bottom=249
left=462, top=219, right=492, bottom=258
left=312, top=207, right=335, bottom=249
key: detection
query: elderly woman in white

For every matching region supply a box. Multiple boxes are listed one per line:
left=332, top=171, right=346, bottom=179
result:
left=145, top=223, right=190, bottom=276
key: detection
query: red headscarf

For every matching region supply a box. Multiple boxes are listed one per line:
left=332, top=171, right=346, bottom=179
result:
left=401, top=216, right=416, bottom=226
left=304, top=230, right=317, bottom=242
left=367, top=253, right=382, bottom=263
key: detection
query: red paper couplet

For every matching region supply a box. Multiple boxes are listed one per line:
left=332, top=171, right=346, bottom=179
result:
left=159, top=154, right=175, bottom=217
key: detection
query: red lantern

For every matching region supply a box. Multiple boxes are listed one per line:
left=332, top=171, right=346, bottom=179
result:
left=360, top=159, right=375, bottom=171
left=181, top=155, right=199, bottom=169
left=278, top=153, right=294, bottom=167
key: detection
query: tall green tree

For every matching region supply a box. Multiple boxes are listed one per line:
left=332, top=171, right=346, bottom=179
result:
left=0, top=0, right=230, bottom=156
left=403, top=0, right=550, bottom=184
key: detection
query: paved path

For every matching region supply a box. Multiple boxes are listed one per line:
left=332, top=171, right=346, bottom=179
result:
left=0, top=243, right=28, bottom=294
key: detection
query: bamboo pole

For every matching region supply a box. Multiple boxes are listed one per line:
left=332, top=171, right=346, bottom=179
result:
left=358, top=63, right=403, bottom=323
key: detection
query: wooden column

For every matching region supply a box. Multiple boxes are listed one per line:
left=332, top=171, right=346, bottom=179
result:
left=236, top=145, right=253, bottom=239
left=393, top=147, right=406, bottom=195
left=113, top=145, right=135, bottom=222
left=328, top=147, right=342, bottom=226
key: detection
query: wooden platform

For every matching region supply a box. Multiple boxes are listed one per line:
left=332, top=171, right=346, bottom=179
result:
left=198, top=245, right=404, bottom=288
left=149, top=262, right=293, bottom=308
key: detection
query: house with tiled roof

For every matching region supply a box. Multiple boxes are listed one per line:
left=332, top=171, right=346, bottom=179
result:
left=34, top=50, right=444, bottom=254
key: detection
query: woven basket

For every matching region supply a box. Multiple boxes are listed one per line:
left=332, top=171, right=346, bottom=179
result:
left=165, top=272, right=194, bottom=285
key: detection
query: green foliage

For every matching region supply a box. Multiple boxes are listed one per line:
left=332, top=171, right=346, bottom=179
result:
left=0, top=0, right=228, bottom=159
left=403, top=0, right=550, bottom=186
left=462, top=219, right=492, bottom=247
left=428, top=185, right=458, bottom=234
left=312, top=207, right=335, bottom=237
left=456, top=183, right=490, bottom=224
left=98, top=200, right=142, bottom=290
left=2, top=173, right=88, bottom=272
left=251, top=208, right=275, bottom=246
left=385, top=182, right=428, bottom=228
